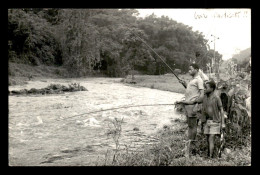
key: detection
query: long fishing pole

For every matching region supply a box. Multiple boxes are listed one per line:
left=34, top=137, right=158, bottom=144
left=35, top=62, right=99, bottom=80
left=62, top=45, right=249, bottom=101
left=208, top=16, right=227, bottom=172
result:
left=132, top=33, right=183, bottom=82
left=56, top=103, right=176, bottom=121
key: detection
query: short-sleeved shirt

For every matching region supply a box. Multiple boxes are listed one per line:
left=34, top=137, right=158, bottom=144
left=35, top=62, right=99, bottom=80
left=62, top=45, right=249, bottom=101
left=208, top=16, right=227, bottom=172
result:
left=202, top=92, right=223, bottom=123
left=185, top=75, right=204, bottom=101
left=184, top=75, right=204, bottom=118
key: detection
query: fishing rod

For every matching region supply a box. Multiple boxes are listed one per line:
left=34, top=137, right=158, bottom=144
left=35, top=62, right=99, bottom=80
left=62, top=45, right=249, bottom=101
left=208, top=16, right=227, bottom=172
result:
left=132, top=32, right=184, bottom=84
left=56, top=103, right=176, bottom=121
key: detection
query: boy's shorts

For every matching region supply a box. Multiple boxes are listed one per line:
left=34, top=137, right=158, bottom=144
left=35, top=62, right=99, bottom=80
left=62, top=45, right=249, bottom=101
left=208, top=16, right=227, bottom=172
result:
left=204, top=120, right=220, bottom=135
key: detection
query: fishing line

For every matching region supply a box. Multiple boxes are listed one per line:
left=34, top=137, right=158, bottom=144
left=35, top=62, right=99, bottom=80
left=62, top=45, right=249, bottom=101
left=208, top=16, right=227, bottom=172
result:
left=56, top=103, right=176, bottom=121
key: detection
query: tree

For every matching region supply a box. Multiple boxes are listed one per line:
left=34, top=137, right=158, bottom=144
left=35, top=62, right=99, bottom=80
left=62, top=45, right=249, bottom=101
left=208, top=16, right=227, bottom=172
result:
left=206, top=49, right=223, bottom=76
left=8, top=8, right=214, bottom=78
left=56, top=9, right=103, bottom=76
left=137, top=14, right=211, bottom=74
left=8, top=9, right=62, bottom=65
left=121, top=28, right=154, bottom=79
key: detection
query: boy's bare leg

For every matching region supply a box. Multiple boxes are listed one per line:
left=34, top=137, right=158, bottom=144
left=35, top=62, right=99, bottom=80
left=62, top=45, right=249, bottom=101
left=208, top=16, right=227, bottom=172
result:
left=206, top=134, right=210, bottom=157
left=208, top=134, right=215, bottom=158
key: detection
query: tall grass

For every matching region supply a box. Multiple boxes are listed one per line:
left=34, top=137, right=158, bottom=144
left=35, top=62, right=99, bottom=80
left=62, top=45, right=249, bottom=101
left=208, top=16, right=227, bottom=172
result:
left=99, top=116, right=251, bottom=166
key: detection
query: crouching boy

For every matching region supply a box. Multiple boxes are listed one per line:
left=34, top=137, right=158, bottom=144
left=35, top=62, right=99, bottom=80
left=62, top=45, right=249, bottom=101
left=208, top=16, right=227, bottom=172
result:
left=202, top=80, right=225, bottom=158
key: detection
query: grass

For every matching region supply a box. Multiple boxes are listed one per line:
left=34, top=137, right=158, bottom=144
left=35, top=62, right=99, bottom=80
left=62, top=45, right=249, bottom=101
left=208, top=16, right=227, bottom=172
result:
left=123, top=74, right=191, bottom=94
left=122, top=72, right=237, bottom=94
left=100, top=117, right=251, bottom=166
left=8, top=62, right=71, bottom=86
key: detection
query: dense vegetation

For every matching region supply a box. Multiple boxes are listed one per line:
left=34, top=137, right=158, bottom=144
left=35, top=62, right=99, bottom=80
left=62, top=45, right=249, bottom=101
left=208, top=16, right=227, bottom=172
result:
left=8, top=8, right=223, bottom=77
left=231, top=48, right=251, bottom=68
left=220, top=48, right=251, bottom=74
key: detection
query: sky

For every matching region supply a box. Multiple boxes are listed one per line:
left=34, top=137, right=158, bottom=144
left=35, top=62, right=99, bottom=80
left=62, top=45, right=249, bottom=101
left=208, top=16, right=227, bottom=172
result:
left=136, top=9, right=251, bottom=60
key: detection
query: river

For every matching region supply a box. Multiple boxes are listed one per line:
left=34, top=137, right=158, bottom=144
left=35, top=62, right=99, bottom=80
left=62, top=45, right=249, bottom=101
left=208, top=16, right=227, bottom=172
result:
left=8, top=77, right=184, bottom=166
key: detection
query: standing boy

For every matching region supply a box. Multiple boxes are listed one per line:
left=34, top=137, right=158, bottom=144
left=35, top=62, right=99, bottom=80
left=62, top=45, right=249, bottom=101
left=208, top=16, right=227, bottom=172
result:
left=202, top=80, right=226, bottom=158
left=176, top=64, right=204, bottom=157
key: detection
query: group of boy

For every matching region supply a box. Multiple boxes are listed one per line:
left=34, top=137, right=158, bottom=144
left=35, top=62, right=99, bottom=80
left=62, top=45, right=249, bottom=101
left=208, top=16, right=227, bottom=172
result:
left=176, top=64, right=226, bottom=158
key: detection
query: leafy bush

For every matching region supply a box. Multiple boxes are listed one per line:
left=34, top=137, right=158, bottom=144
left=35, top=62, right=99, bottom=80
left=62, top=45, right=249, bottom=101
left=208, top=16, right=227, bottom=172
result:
left=8, top=9, right=62, bottom=66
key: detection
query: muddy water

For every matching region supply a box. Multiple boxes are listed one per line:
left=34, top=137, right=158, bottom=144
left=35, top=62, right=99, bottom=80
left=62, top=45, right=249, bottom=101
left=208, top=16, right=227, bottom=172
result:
left=8, top=77, right=184, bottom=166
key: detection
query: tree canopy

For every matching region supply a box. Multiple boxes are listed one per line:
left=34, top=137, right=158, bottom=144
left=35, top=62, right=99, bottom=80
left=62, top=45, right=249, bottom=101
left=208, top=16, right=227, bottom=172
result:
left=8, top=9, right=221, bottom=77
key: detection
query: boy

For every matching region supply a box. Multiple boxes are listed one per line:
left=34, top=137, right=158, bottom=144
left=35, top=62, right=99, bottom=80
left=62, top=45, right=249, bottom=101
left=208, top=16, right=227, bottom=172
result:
left=176, top=64, right=204, bottom=157
left=202, top=80, right=225, bottom=158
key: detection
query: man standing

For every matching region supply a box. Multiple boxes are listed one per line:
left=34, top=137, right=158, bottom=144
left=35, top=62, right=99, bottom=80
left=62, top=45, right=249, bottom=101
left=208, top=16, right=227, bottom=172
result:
left=176, top=64, right=204, bottom=158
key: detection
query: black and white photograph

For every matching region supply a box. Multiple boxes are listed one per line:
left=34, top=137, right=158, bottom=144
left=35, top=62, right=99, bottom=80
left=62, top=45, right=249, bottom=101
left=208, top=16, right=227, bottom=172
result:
left=8, top=8, right=251, bottom=166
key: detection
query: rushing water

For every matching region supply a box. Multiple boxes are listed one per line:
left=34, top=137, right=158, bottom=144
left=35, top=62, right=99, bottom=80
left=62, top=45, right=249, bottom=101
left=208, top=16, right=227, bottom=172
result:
left=8, top=77, right=184, bottom=166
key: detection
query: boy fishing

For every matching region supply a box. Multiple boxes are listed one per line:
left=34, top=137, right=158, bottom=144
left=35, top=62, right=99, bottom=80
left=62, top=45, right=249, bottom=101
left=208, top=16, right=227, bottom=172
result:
left=176, top=64, right=204, bottom=158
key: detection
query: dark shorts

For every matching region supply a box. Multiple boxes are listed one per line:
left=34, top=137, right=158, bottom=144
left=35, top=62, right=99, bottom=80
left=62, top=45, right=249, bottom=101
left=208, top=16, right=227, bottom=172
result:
left=186, top=116, right=198, bottom=128
left=184, top=105, right=201, bottom=128
left=184, top=105, right=201, bottom=119
left=184, top=105, right=197, bottom=118
left=185, top=105, right=202, bottom=128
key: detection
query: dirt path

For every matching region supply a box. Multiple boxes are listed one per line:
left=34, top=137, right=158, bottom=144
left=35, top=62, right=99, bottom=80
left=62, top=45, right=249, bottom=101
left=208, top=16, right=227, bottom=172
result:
left=8, top=77, right=184, bottom=166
